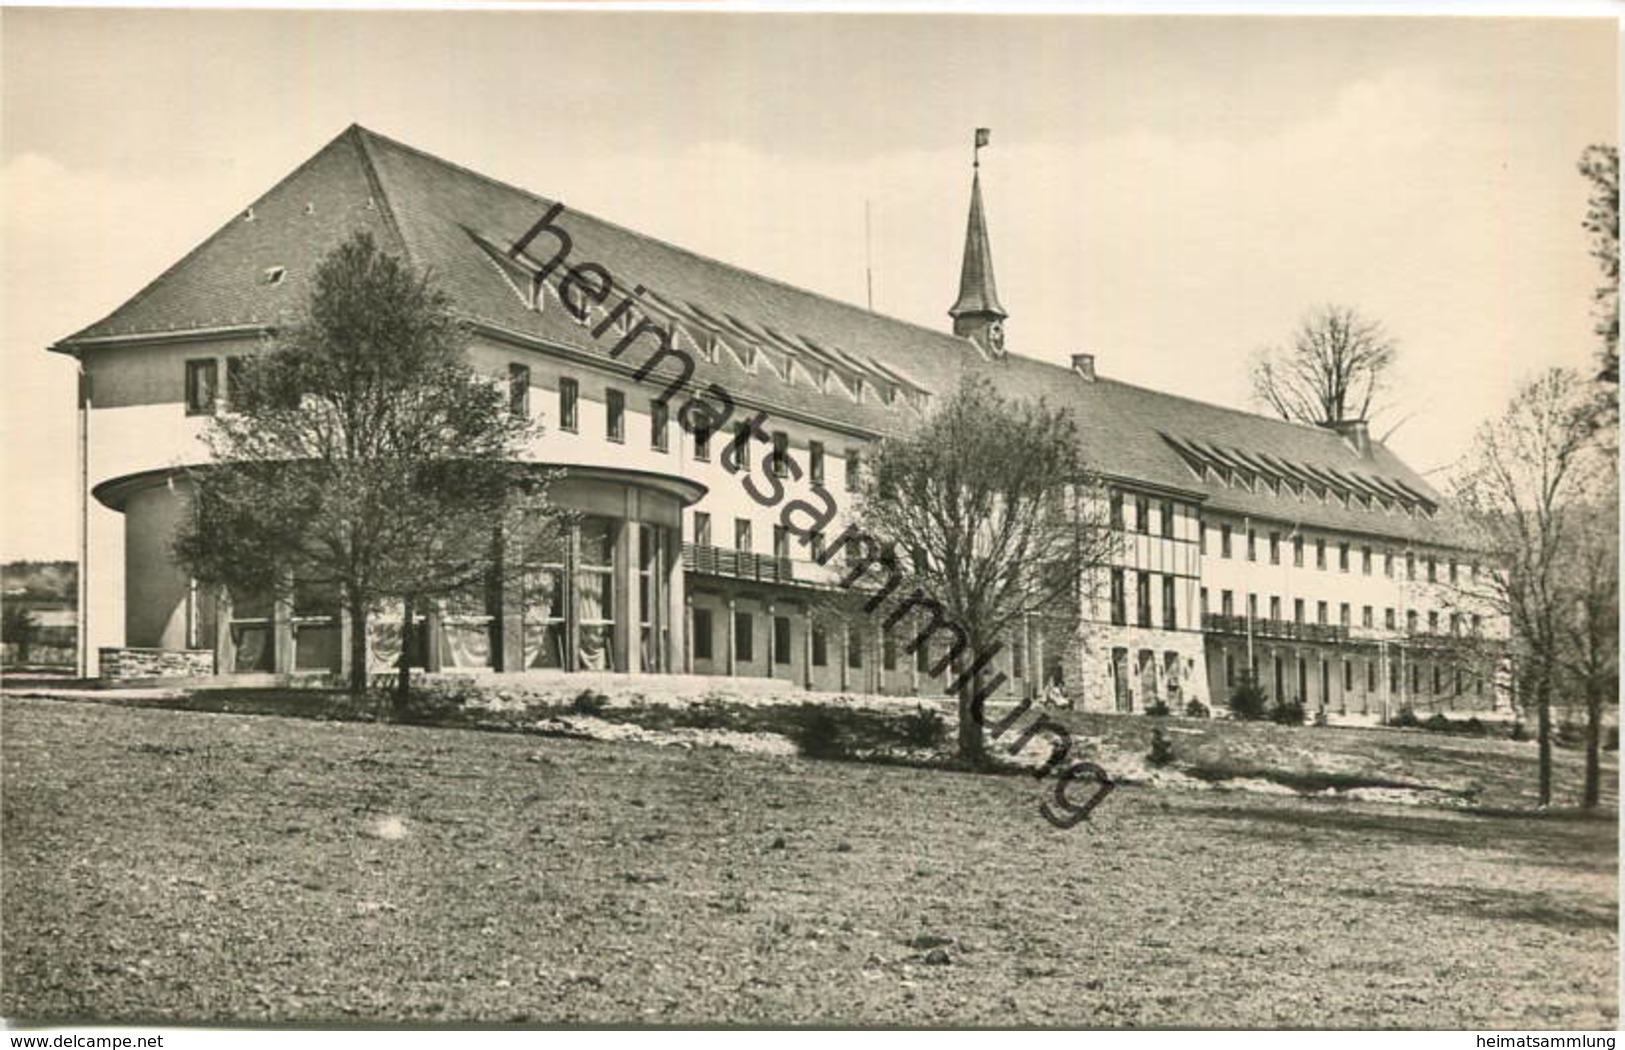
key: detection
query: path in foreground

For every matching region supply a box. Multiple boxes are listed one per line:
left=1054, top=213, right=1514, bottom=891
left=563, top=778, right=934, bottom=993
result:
left=2, top=697, right=1616, bottom=1027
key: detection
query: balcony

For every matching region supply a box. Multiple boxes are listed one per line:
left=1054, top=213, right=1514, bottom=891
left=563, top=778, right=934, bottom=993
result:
left=682, top=543, right=843, bottom=589
left=1202, top=613, right=1348, bottom=644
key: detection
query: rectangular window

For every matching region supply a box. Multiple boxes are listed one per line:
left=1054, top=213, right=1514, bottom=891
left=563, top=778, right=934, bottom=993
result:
left=1449, top=558, right=1458, bottom=583
left=1294, top=598, right=1305, bottom=624
left=1221, top=524, right=1233, bottom=558
left=1248, top=593, right=1259, bottom=620
left=1136, top=497, right=1151, bottom=535
left=184, top=358, right=218, bottom=416
left=1162, top=575, right=1177, bottom=629
left=1160, top=500, right=1175, bottom=539
left=558, top=378, right=579, bottom=433
left=1270, top=595, right=1281, bottom=621
left=1426, top=556, right=1437, bottom=583
left=1221, top=590, right=1234, bottom=617
left=1315, top=538, right=1326, bottom=570
left=1136, top=572, right=1152, bottom=628
left=1269, top=531, right=1280, bottom=565
left=811, top=628, right=828, bottom=667
left=1385, top=607, right=1396, bottom=630
left=1428, top=610, right=1439, bottom=634
left=693, top=511, right=712, bottom=546
left=1339, top=603, right=1350, bottom=628
left=1384, top=551, right=1395, bottom=578
left=509, top=363, right=531, bottom=418
left=1338, top=542, right=1350, bottom=572
left=1010, top=636, right=1023, bottom=679
left=884, top=630, right=898, bottom=671
left=735, top=612, right=754, bottom=663
left=1110, top=491, right=1125, bottom=530
left=606, top=388, right=625, bottom=442
left=1368, top=662, right=1377, bottom=693
left=1199, top=586, right=1209, bottom=618
left=694, top=422, right=711, bottom=461
left=1406, top=552, right=1416, bottom=581
left=771, top=431, right=789, bottom=477
left=1293, top=535, right=1304, bottom=567
left=845, top=449, right=861, bottom=492
left=1407, top=609, right=1418, bottom=634
left=1198, top=523, right=1207, bottom=554
left=1361, top=546, right=1373, bottom=575
left=774, top=616, right=792, bottom=665
left=1225, top=652, right=1235, bottom=688
left=773, top=525, right=790, bottom=563
left=1362, top=605, right=1373, bottom=628
left=1345, top=660, right=1354, bottom=691
left=1110, top=569, right=1127, bottom=626
left=847, top=627, right=863, bottom=668
left=693, top=608, right=714, bottom=660
left=1247, top=529, right=1257, bottom=562
left=650, top=399, right=669, bottom=451
left=730, top=422, right=752, bottom=471
left=734, top=518, right=752, bottom=552
left=1472, top=613, right=1482, bottom=634
left=809, top=441, right=825, bottom=486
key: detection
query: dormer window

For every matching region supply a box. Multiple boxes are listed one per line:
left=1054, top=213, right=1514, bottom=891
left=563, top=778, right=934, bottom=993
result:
left=264, top=266, right=286, bottom=286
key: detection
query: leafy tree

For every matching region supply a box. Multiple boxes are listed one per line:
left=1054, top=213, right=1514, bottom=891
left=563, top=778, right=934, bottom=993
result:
left=174, top=231, right=562, bottom=700
left=843, top=375, right=1115, bottom=765
left=1251, top=304, right=1398, bottom=426
left=1578, top=145, right=1618, bottom=388
left=1451, top=367, right=1605, bottom=806
left=2, top=605, right=40, bottom=664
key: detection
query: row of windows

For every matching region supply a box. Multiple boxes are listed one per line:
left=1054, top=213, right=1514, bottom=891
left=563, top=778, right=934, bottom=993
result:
left=1206, top=587, right=1483, bottom=634
left=1108, top=492, right=1187, bottom=539
left=513, top=367, right=862, bottom=489
left=1222, top=650, right=1485, bottom=699
left=690, top=610, right=1029, bottom=678
left=1108, top=569, right=1180, bottom=630
left=1205, top=522, right=1475, bottom=582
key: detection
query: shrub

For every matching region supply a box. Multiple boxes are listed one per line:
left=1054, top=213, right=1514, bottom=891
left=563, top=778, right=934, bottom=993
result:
left=1313, top=707, right=1330, bottom=727
left=1509, top=720, right=1529, bottom=741
left=1423, top=712, right=1452, bottom=733
left=1270, top=700, right=1306, bottom=726
left=898, top=706, right=948, bottom=749
left=1387, top=707, right=1421, bottom=729
left=790, top=706, right=847, bottom=759
left=1145, top=700, right=1171, bottom=717
left=1228, top=674, right=1269, bottom=721
left=1184, top=699, right=1210, bottom=719
left=1147, top=726, right=1175, bottom=767
left=571, top=690, right=610, bottom=717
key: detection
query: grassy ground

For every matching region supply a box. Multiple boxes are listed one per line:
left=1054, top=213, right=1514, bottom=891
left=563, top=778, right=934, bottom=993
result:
left=2, top=695, right=1615, bottom=1028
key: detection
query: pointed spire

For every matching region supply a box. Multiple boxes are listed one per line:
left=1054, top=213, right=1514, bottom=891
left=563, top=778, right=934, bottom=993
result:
left=949, top=170, right=1006, bottom=322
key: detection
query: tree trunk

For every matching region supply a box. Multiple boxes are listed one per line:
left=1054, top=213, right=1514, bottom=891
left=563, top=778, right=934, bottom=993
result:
left=1583, top=690, right=1603, bottom=809
left=1536, top=674, right=1552, bottom=808
left=394, top=595, right=415, bottom=715
left=347, top=594, right=369, bottom=696
left=955, top=641, right=986, bottom=768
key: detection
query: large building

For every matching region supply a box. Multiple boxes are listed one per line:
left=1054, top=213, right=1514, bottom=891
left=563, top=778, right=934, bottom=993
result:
left=57, top=125, right=1502, bottom=714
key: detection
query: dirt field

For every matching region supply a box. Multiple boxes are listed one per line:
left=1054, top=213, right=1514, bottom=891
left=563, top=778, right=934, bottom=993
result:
left=2, top=695, right=1616, bottom=1027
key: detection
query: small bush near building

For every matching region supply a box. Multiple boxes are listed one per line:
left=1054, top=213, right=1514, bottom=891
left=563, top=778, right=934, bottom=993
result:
left=1147, top=726, right=1176, bottom=767
left=1228, top=675, right=1269, bottom=721
left=898, top=706, right=948, bottom=749
left=1387, top=707, right=1421, bottom=729
left=1145, top=700, right=1171, bottom=717
left=791, top=707, right=846, bottom=759
left=1271, top=700, right=1306, bottom=726
left=571, top=690, right=611, bottom=717
left=1184, top=699, right=1210, bottom=719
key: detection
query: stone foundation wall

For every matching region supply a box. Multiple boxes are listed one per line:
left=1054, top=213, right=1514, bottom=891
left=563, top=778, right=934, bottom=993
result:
left=99, top=647, right=215, bottom=680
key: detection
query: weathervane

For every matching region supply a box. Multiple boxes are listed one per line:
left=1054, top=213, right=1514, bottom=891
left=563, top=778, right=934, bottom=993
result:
left=973, top=127, right=990, bottom=169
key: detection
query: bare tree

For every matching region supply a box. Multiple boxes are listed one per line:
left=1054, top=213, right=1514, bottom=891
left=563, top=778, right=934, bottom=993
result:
left=175, top=231, right=564, bottom=700
left=1251, top=304, right=1398, bottom=425
left=1556, top=477, right=1618, bottom=809
left=839, top=375, right=1116, bottom=765
left=1451, top=367, right=1604, bottom=807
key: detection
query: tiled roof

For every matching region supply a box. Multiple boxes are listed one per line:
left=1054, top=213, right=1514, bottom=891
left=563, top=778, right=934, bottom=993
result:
left=57, top=124, right=1465, bottom=547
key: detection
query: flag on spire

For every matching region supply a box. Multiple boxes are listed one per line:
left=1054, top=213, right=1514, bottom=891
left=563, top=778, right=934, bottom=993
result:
left=975, top=128, right=990, bottom=148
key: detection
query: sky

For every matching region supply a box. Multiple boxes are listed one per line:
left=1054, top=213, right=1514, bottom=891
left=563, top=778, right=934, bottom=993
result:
left=1, top=8, right=1617, bottom=561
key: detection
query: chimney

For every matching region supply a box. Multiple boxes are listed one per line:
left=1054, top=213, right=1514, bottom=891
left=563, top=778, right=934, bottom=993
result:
left=1071, top=353, right=1096, bottom=382
left=1326, top=418, right=1372, bottom=459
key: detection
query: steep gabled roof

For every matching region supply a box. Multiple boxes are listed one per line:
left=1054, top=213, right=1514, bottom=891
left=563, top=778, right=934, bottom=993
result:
left=56, top=124, right=1464, bottom=547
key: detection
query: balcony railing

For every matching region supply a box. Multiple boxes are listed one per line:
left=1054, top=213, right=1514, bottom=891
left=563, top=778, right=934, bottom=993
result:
left=682, top=543, right=843, bottom=588
left=1201, top=613, right=1348, bottom=644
